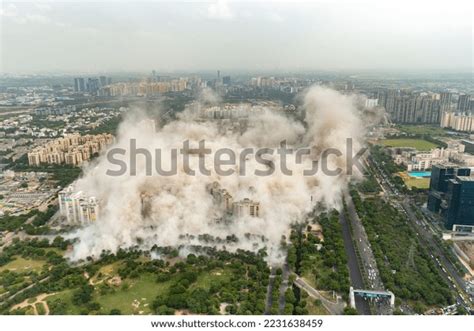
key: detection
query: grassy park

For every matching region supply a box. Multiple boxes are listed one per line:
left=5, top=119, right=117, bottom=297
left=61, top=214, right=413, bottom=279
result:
left=403, top=177, right=430, bottom=189
left=1, top=239, right=270, bottom=315
left=95, top=273, right=171, bottom=315
left=397, top=125, right=449, bottom=137
left=398, top=172, right=430, bottom=190
left=0, top=257, right=46, bottom=273
left=381, top=138, right=439, bottom=151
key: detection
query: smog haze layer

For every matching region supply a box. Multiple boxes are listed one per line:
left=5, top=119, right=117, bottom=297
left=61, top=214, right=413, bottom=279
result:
left=1, top=0, right=472, bottom=74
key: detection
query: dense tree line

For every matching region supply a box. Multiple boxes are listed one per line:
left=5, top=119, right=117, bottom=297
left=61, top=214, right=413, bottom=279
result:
left=1, top=244, right=271, bottom=315
left=288, top=212, right=350, bottom=302
left=351, top=190, right=453, bottom=312
left=9, top=157, right=82, bottom=187
left=151, top=250, right=270, bottom=315
left=0, top=205, right=57, bottom=234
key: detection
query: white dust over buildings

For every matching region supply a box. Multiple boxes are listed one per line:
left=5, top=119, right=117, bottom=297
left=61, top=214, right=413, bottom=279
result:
left=66, top=86, right=368, bottom=263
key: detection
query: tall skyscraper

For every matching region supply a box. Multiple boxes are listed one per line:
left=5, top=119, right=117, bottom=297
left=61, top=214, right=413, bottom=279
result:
left=427, top=164, right=473, bottom=229
left=440, top=92, right=453, bottom=112
left=385, top=92, right=440, bottom=124
left=99, top=76, right=108, bottom=87
left=74, top=77, right=85, bottom=92
left=445, top=176, right=474, bottom=229
left=457, top=94, right=471, bottom=112
left=87, top=78, right=100, bottom=94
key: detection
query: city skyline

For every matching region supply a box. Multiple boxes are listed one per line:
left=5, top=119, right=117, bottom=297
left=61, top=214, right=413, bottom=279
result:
left=1, top=0, right=474, bottom=323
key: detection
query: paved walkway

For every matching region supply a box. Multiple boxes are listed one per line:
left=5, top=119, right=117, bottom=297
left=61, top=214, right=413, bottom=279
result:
left=293, top=276, right=345, bottom=315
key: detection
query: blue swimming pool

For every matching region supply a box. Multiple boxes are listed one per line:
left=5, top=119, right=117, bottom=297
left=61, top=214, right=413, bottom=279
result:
left=408, top=171, right=432, bottom=178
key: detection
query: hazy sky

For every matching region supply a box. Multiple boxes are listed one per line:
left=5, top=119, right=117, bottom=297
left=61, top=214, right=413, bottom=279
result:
left=0, top=0, right=472, bottom=74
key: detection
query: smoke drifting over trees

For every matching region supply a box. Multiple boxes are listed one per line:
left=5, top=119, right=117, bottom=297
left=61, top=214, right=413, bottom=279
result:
left=68, top=86, right=369, bottom=264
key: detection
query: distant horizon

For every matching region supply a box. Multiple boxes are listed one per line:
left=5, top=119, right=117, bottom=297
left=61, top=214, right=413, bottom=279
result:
left=1, top=68, right=473, bottom=78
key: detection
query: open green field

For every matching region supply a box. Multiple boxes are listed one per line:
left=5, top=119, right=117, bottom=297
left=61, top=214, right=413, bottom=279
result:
left=95, top=273, right=171, bottom=315
left=397, top=125, right=448, bottom=136
left=46, top=290, right=83, bottom=315
left=190, top=268, right=232, bottom=290
left=403, top=177, right=430, bottom=189
left=94, top=267, right=233, bottom=315
left=381, top=138, right=438, bottom=151
left=0, top=257, right=46, bottom=273
left=1, top=241, right=270, bottom=315
left=35, top=302, right=46, bottom=315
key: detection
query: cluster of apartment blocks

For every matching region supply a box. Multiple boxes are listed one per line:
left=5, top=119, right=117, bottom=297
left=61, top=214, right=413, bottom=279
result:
left=139, top=182, right=260, bottom=222
left=27, top=133, right=114, bottom=166
left=392, top=140, right=474, bottom=171
left=73, top=76, right=112, bottom=95
left=208, top=182, right=260, bottom=218
left=35, top=105, right=77, bottom=116
left=440, top=111, right=474, bottom=132
left=58, top=185, right=99, bottom=224
left=101, top=79, right=188, bottom=97
left=427, top=164, right=474, bottom=229
left=380, top=91, right=443, bottom=124
left=198, top=104, right=267, bottom=120
left=373, top=90, right=472, bottom=126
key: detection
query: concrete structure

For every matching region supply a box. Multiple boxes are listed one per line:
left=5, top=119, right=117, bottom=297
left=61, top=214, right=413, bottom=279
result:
left=443, top=225, right=474, bottom=241
left=58, top=185, right=99, bottom=224
left=461, top=140, right=474, bottom=155
left=233, top=198, right=260, bottom=218
left=381, top=90, right=441, bottom=124
left=427, top=164, right=474, bottom=229
left=457, top=94, right=471, bottom=112
left=349, top=287, right=395, bottom=308
left=27, top=133, right=113, bottom=166
left=200, top=104, right=265, bottom=120
left=104, top=79, right=188, bottom=96
left=440, top=111, right=474, bottom=132
left=207, top=182, right=260, bottom=218
left=208, top=181, right=234, bottom=214
left=440, top=92, right=453, bottom=112
left=445, top=176, right=474, bottom=229
left=74, top=78, right=85, bottom=92
left=365, top=98, right=378, bottom=108
left=391, top=147, right=459, bottom=171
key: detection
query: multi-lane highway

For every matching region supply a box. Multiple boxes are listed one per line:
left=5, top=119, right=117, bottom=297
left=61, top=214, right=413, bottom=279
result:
left=343, top=194, right=392, bottom=314
left=338, top=210, right=371, bottom=314
left=367, top=154, right=473, bottom=312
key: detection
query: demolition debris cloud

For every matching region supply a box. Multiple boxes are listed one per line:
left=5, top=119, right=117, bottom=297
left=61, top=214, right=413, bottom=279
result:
left=67, top=86, right=371, bottom=264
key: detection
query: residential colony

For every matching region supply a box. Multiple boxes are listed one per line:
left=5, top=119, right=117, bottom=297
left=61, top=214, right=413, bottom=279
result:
left=27, top=133, right=114, bottom=167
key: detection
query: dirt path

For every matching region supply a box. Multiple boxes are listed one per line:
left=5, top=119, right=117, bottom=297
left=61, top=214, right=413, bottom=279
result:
left=11, top=293, right=55, bottom=315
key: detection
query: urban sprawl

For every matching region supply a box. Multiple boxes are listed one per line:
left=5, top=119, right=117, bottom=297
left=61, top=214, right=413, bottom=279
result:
left=0, top=71, right=473, bottom=316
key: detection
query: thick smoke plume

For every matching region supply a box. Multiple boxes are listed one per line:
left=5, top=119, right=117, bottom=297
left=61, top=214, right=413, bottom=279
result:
left=69, top=86, right=367, bottom=264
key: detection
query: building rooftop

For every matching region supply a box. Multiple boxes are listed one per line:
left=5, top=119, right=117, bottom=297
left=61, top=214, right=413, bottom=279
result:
left=456, top=176, right=474, bottom=182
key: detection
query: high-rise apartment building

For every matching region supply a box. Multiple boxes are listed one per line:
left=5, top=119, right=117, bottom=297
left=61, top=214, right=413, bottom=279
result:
left=59, top=185, right=99, bottom=224
left=383, top=92, right=440, bottom=124
left=440, top=92, right=453, bottom=112
left=457, top=94, right=471, bottom=112
left=74, top=78, right=85, bottom=92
